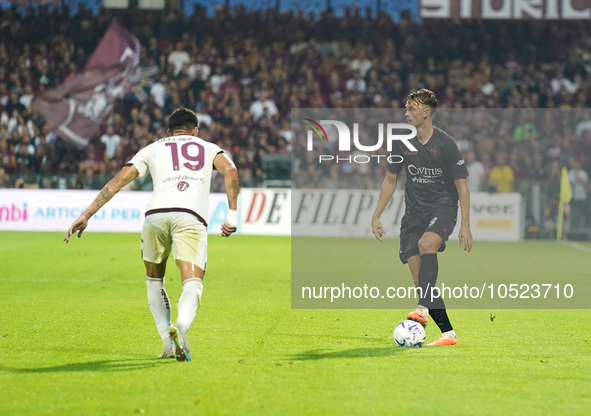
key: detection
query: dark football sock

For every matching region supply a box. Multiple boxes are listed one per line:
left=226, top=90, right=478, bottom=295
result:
left=429, top=309, right=453, bottom=333
left=418, top=253, right=444, bottom=309
left=418, top=253, right=454, bottom=333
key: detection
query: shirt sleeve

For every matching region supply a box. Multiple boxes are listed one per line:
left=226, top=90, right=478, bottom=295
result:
left=126, top=146, right=151, bottom=178
left=443, top=137, right=469, bottom=180
left=209, top=143, right=225, bottom=169
left=387, top=139, right=404, bottom=174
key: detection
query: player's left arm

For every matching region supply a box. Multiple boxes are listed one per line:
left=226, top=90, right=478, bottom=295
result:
left=64, top=165, right=139, bottom=242
left=214, top=152, right=239, bottom=237
left=455, top=178, right=473, bottom=252
left=443, top=136, right=472, bottom=252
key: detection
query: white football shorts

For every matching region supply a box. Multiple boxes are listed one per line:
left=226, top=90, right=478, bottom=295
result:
left=141, top=212, right=207, bottom=271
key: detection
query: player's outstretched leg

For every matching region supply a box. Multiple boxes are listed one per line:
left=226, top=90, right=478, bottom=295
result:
left=146, top=276, right=174, bottom=358
left=426, top=309, right=458, bottom=346
left=170, top=276, right=203, bottom=361
left=415, top=252, right=458, bottom=345
left=168, top=323, right=192, bottom=362
left=176, top=278, right=203, bottom=331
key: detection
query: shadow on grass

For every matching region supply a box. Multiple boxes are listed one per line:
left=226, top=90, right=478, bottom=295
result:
left=273, top=332, right=382, bottom=342
left=0, top=358, right=176, bottom=374
left=291, top=346, right=408, bottom=361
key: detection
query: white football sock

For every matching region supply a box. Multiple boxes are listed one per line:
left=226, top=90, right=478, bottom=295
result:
left=442, top=330, right=457, bottom=338
left=417, top=305, right=429, bottom=316
left=176, top=278, right=203, bottom=333
left=146, top=277, right=172, bottom=346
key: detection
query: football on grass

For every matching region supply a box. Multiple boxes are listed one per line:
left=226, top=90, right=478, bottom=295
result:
left=393, top=320, right=426, bottom=348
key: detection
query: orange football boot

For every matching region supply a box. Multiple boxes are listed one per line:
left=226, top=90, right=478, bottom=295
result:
left=407, top=309, right=428, bottom=327
left=427, top=333, right=459, bottom=346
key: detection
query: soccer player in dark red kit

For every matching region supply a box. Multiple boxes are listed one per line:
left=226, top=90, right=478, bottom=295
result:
left=371, top=88, right=473, bottom=346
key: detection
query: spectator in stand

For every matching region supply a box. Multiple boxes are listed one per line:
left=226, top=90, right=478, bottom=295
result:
left=101, top=125, right=121, bottom=160
left=14, top=139, right=35, bottom=174
left=147, top=37, right=163, bottom=68
left=210, top=66, right=226, bottom=95
left=543, top=193, right=570, bottom=239
left=249, top=91, right=278, bottom=121
left=14, top=176, right=39, bottom=189
left=513, top=112, right=538, bottom=142
left=465, top=150, right=485, bottom=192
left=275, top=137, right=290, bottom=154
left=568, top=158, right=589, bottom=228
left=0, top=138, right=16, bottom=174
left=150, top=75, right=168, bottom=108
left=7, top=93, right=26, bottom=115
left=490, top=153, right=515, bottom=193
left=346, top=72, right=366, bottom=92
left=350, top=49, right=372, bottom=77
left=575, top=116, right=591, bottom=137
left=509, top=152, right=527, bottom=193
left=167, top=41, right=190, bottom=76
left=550, top=71, right=578, bottom=95
left=19, top=84, right=34, bottom=109
left=188, top=54, right=211, bottom=81
left=0, top=167, right=9, bottom=187
left=545, top=160, right=562, bottom=200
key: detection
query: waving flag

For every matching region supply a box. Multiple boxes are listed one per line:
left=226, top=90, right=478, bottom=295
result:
left=559, top=167, right=572, bottom=205
left=33, top=23, right=141, bottom=149
left=557, top=166, right=573, bottom=241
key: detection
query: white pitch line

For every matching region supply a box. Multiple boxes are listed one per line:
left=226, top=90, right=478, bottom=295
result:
left=561, top=241, right=591, bottom=253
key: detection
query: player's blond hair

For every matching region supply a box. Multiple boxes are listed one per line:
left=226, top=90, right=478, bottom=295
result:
left=407, top=88, right=438, bottom=115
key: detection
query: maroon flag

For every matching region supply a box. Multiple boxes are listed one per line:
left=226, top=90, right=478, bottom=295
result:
left=33, top=22, right=141, bottom=149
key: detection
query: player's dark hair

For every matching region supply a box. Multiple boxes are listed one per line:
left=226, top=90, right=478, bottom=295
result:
left=168, top=107, right=199, bottom=133
left=408, top=88, right=438, bottom=116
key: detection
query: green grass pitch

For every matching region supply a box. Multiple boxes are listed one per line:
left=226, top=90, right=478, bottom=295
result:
left=1, top=232, right=590, bottom=415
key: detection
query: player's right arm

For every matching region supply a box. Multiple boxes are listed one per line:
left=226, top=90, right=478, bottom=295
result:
left=64, top=165, right=139, bottom=242
left=371, top=171, right=398, bottom=242
left=214, top=152, right=239, bottom=237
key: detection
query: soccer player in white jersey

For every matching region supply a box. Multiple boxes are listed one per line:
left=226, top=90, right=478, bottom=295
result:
left=65, top=107, right=239, bottom=362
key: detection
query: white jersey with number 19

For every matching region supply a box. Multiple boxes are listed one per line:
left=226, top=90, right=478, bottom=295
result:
left=127, top=135, right=224, bottom=226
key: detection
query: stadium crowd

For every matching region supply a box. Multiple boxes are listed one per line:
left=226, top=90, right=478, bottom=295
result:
left=0, top=4, right=590, bottom=231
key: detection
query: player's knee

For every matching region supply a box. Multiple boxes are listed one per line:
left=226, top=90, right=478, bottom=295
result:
left=418, top=238, right=438, bottom=254
left=412, top=273, right=419, bottom=288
